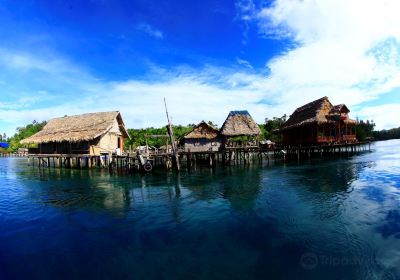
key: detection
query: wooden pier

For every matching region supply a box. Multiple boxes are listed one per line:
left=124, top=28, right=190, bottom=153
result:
left=277, top=141, right=371, bottom=161
left=27, top=152, right=172, bottom=172
left=0, top=153, right=28, bottom=158
left=23, top=141, right=372, bottom=173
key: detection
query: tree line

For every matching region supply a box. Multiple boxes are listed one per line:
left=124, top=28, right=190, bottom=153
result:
left=372, top=127, right=400, bottom=140
left=125, top=125, right=195, bottom=148
left=355, top=120, right=375, bottom=141
left=3, top=121, right=47, bottom=153
left=1, top=117, right=399, bottom=153
left=0, top=116, right=288, bottom=151
left=0, top=133, right=7, bottom=142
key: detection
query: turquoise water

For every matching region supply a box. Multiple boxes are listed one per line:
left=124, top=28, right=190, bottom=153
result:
left=0, top=140, right=399, bottom=279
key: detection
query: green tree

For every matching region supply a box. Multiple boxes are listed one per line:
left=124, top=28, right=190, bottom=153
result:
left=356, top=119, right=375, bottom=141
left=372, top=127, right=400, bottom=140
left=207, top=121, right=218, bottom=128
left=125, top=124, right=194, bottom=150
left=7, top=121, right=47, bottom=152
left=263, top=114, right=287, bottom=142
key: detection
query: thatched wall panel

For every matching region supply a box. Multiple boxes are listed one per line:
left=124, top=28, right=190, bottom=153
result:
left=184, top=139, right=223, bottom=152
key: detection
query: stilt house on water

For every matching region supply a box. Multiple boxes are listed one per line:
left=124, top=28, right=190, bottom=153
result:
left=20, top=111, right=130, bottom=155
left=183, top=121, right=222, bottom=152
left=280, top=97, right=357, bottom=146
left=220, top=111, right=261, bottom=147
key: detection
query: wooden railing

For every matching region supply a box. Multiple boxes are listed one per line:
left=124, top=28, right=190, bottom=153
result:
left=317, top=136, right=335, bottom=143
left=343, top=135, right=357, bottom=141
left=318, top=135, right=357, bottom=143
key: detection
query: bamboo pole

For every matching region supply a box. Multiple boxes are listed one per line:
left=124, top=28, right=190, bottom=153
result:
left=164, top=98, right=180, bottom=171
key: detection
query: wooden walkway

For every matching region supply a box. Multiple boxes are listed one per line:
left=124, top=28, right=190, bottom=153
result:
left=23, top=141, right=372, bottom=173
left=0, top=153, right=28, bottom=158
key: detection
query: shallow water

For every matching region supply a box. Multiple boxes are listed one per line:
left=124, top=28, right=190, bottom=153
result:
left=0, top=140, right=399, bottom=279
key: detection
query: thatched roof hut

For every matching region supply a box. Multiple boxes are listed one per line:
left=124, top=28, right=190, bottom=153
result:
left=220, top=111, right=261, bottom=137
left=280, top=97, right=357, bottom=145
left=183, top=121, right=222, bottom=152
left=281, top=96, right=356, bottom=131
left=331, top=104, right=350, bottom=114
left=21, top=111, right=130, bottom=144
left=184, top=121, right=219, bottom=140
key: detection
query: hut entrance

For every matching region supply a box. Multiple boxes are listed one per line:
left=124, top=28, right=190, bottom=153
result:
left=117, top=137, right=123, bottom=149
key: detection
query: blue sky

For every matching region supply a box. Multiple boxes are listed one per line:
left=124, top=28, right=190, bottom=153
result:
left=1, top=0, right=400, bottom=136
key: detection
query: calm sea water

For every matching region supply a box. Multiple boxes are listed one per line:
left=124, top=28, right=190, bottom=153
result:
left=0, top=140, right=399, bottom=280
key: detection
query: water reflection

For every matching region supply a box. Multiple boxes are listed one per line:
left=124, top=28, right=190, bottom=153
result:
left=376, top=210, right=400, bottom=239
left=0, top=140, right=399, bottom=279
left=180, top=166, right=264, bottom=212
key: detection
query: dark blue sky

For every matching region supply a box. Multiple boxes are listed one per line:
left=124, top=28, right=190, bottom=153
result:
left=0, top=0, right=284, bottom=80
left=0, top=0, right=399, bottom=135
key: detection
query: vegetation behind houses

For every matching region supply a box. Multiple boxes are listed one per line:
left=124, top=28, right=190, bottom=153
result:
left=262, top=115, right=288, bottom=142
left=125, top=125, right=195, bottom=149
left=3, top=116, right=400, bottom=153
left=355, top=120, right=375, bottom=141
left=373, top=127, right=400, bottom=141
left=6, top=121, right=47, bottom=153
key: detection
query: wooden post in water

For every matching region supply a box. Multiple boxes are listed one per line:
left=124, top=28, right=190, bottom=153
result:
left=164, top=98, right=180, bottom=171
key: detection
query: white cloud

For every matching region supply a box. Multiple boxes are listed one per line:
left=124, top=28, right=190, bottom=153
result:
left=3, top=0, right=400, bottom=136
left=236, top=57, right=254, bottom=69
left=235, top=0, right=256, bottom=44
left=235, top=0, right=400, bottom=124
left=0, top=49, right=273, bottom=136
left=358, top=104, right=400, bottom=130
left=136, top=23, right=164, bottom=39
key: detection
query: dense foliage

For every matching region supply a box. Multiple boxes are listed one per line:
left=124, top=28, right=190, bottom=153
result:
left=6, top=121, right=47, bottom=152
left=262, top=115, right=287, bottom=142
left=355, top=120, right=375, bottom=141
left=125, top=124, right=195, bottom=149
left=373, top=127, right=400, bottom=141
left=4, top=116, right=399, bottom=154
left=0, top=133, right=7, bottom=141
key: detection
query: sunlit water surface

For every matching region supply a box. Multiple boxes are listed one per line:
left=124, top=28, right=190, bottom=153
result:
left=0, top=140, right=399, bottom=279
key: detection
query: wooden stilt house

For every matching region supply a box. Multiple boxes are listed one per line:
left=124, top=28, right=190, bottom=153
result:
left=280, top=97, right=357, bottom=146
left=20, top=111, right=130, bottom=155
left=183, top=121, right=222, bottom=152
left=220, top=110, right=261, bottom=147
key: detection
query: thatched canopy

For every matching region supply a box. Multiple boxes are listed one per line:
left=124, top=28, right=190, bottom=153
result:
left=281, top=97, right=356, bottom=131
left=21, top=111, right=130, bottom=144
left=184, top=121, right=220, bottom=139
left=220, top=111, right=261, bottom=137
left=330, top=104, right=349, bottom=114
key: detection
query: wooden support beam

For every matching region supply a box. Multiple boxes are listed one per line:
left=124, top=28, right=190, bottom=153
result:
left=164, top=98, right=180, bottom=171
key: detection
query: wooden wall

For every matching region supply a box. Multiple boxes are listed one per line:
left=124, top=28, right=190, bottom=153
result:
left=184, top=138, right=223, bottom=152
left=282, top=123, right=357, bottom=146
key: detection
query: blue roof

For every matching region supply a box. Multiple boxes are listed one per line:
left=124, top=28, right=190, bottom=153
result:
left=0, top=142, right=9, bottom=149
left=228, top=110, right=250, bottom=116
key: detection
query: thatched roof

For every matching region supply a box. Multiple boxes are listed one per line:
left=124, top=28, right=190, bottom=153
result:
left=220, top=111, right=261, bottom=136
left=21, top=111, right=130, bottom=144
left=330, top=104, right=350, bottom=114
left=184, top=121, right=220, bottom=139
left=282, top=97, right=356, bottom=131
